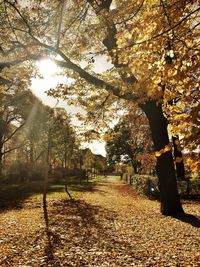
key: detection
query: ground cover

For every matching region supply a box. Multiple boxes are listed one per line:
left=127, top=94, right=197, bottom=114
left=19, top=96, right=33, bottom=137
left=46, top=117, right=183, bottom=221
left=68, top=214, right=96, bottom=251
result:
left=0, top=176, right=199, bottom=266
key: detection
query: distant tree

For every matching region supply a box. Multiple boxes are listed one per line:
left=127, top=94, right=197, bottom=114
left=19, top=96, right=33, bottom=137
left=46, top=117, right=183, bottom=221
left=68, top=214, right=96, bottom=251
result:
left=81, top=148, right=95, bottom=176
left=106, top=122, right=139, bottom=173
left=0, top=72, right=42, bottom=176
left=106, top=108, right=153, bottom=174
left=21, top=102, right=52, bottom=164
left=50, top=108, right=77, bottom=172
left=93, top=154, right=107, bottom=174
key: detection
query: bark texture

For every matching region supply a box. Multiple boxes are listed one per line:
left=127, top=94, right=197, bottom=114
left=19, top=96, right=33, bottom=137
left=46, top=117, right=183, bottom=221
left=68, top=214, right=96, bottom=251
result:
left=141, top=101, right=184, bottom=215
left=172, top=136, right=185, bottom=180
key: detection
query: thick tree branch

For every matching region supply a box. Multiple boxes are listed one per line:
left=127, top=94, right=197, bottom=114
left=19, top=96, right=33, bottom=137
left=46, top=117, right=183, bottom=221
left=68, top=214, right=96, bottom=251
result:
left=0, top=57, right=31, bottom=70
left=0, top=51, right=138, bottom=102
left=54, top=53, right=138, bottom=101
left=87, top=0, right=138, bottom=84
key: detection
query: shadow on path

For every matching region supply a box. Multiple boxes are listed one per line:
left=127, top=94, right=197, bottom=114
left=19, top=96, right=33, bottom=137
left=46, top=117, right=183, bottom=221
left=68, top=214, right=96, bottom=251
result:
left=172, top=213, right=200, bottom=228
left=0, top=183, right=63, bottom=211
left=44, top=199, right=139, bottom=266
left=0, top=180, right=100, bottom=212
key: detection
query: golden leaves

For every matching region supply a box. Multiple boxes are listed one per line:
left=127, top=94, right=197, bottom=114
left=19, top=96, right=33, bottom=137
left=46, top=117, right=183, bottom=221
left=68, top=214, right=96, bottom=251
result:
left=155, top=143, right=172, bottom=158
left=0, top=177, right=200, bottom=266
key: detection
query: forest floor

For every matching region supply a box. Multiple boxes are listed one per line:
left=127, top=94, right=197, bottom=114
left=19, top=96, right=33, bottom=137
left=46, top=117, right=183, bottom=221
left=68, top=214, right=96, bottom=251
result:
left=0, top=176, right=199, bottom=267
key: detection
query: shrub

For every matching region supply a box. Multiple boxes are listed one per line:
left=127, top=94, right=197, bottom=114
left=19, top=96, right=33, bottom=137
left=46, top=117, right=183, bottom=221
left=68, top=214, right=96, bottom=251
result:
left=2, top=162, right=44, bottom=183
left=124, top=174, right=200, bottom=198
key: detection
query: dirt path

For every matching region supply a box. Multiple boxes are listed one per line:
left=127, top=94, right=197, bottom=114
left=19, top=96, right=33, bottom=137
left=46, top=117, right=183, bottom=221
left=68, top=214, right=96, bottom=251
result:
left=0, top=176, right=199, bottom=267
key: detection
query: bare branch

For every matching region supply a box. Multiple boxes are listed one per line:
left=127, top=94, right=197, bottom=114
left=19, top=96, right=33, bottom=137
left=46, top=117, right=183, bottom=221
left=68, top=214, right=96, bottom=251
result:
left=115, top=0, right=145, bottom=25
left=0, top=77, right=11, bottom=85
left=3, top=0, right=20, bottom=43
left=160, top=0, right=175, bottom=38
left=35, top=149, right=45, bottom=162
left=56, top=0, right=65, bottom=50
left=4, top=122, right=25, bottom=144
left=4, top=0, right=33, bottom=35
left=87, top=0, right=113, bottom=13
left=3, top=141, right=27, bottom=155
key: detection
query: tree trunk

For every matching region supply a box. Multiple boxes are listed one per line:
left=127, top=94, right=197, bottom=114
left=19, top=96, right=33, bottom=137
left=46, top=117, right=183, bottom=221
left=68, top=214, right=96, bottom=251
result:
left=0, top=140, right=3, bottom=178
left=172, top=136, right=185, bottom=180
left=29, top=141, right=34, bottom=163
left=141, top=100, right=184, bottom=215
left=64, top=138, right=72, bottom=199
left=0, top=153, right=2, bottom=178
left=131, top=160, right=138, bottom=174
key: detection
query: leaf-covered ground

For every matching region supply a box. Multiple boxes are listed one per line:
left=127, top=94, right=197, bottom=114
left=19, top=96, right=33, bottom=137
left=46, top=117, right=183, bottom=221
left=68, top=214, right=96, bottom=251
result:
left=0, top=176, right=199, bottom=267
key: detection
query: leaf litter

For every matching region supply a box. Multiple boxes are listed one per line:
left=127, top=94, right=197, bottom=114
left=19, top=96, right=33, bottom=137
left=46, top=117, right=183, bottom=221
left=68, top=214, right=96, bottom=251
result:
left=0, top=176, right=199, bottom=267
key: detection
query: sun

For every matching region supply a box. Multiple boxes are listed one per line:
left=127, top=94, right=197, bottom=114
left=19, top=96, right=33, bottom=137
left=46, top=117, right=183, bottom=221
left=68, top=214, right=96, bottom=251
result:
left=36, top=58, right=60, bottom=77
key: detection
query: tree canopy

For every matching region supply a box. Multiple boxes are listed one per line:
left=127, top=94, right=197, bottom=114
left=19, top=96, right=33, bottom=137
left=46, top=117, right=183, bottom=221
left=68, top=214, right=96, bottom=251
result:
left=0, top=0, right=199, bottom=215
left=0, top=0, right=199, bottom=146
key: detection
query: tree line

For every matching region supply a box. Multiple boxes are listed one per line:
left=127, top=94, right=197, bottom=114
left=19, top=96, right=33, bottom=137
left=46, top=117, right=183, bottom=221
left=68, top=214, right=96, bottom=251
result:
left=0, top=83, right=78, bottom=181
left=0, top=0, right=199, bottom=215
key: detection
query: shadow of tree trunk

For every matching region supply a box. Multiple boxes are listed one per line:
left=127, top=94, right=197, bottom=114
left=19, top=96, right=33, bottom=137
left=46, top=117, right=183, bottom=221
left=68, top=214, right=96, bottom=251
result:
left=43, top=193, right=54, bottom=264
left=172, top=213, right=200, bottom=228
left=42, top=136, right=55, bottom=265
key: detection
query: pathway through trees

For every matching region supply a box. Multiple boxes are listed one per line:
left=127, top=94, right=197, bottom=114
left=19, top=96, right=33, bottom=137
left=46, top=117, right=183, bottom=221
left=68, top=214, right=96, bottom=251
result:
left=0, top=176, right=199, bottom=266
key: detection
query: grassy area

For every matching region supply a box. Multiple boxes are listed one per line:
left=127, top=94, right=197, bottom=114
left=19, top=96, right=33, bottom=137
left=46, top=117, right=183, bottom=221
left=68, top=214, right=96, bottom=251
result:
left=67, top=175, right=103, bottom=192
left=0, top=175, right=104, bottom=209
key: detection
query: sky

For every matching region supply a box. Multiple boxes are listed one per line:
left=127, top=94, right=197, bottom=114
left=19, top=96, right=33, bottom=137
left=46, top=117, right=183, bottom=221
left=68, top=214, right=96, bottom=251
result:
left=30, top=56, right=113, bottom=157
